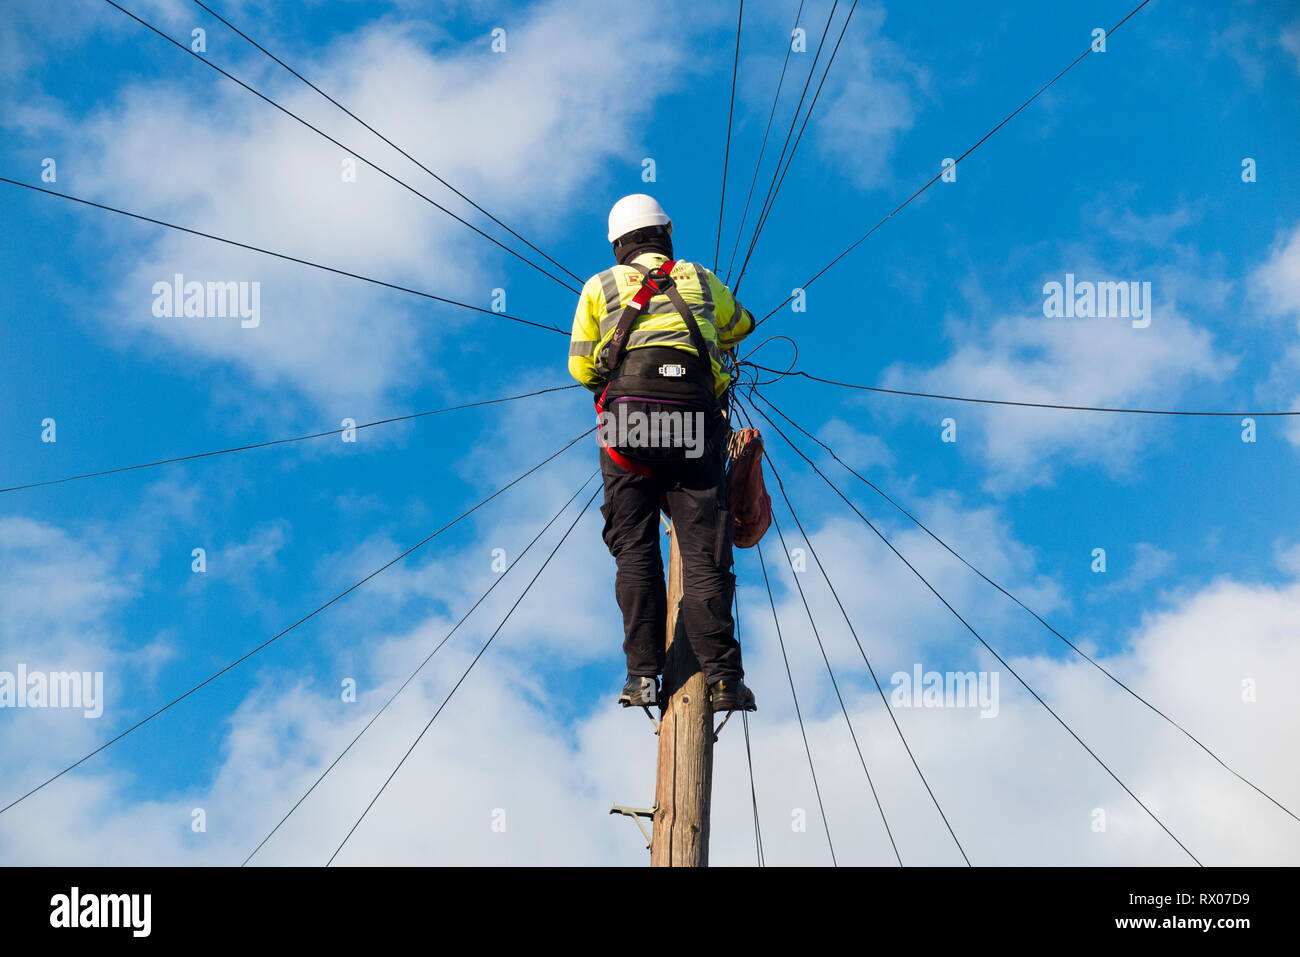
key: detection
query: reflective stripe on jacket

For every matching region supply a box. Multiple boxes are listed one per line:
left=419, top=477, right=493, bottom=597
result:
left=568, top=252, right=754, bottom=396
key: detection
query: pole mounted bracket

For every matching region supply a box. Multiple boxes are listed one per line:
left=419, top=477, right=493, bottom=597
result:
left=609, top=802, right=657, bottom=850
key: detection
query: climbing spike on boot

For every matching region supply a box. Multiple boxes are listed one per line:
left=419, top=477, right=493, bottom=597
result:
left=618, top=675, right=660, bottom=709
left=708, top=677, right=757, bottom=714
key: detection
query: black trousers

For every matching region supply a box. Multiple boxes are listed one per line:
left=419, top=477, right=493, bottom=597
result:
left=600, top=442, right=743, bottom=684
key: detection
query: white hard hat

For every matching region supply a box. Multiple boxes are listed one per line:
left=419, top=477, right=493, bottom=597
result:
left=607, top=194, right=671, bottom=243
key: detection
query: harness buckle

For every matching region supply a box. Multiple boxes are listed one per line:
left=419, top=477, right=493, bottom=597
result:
left=641, top=265, right=674, bottom=293
left=658, top=364, right=687, bottom=378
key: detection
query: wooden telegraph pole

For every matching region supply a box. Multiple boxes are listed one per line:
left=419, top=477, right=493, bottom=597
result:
left=650, top=523, right=714, bottom=866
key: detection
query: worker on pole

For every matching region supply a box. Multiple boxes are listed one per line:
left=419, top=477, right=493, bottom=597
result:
left=568, top=194, right=758, bottom=715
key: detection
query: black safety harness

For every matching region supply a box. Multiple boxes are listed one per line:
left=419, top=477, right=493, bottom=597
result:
left=597, top=260, right=727, bottom=472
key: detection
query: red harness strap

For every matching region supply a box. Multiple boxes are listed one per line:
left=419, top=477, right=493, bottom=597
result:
left=596, top=384, right=653, bottom=476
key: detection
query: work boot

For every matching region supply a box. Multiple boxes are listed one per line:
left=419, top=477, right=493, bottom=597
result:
left=709, top=676, right=757, bottom=713
left=618, top=675, right=660, bottom=709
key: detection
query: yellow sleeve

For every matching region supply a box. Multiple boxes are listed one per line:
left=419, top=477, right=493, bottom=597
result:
left=568, top=277, right=606, bottom=392
left=704, top=269, right=754, bottom=351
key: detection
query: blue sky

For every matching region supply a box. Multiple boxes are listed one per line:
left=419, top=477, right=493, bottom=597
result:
left=1, top=0, right=1298, bottom=866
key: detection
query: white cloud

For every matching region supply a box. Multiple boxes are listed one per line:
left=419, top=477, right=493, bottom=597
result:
left=879, top=302, right=1233, bottom=490
left=741, top=492, right=1066, bottom=710
left=802, top=3, right=921, bottom=191
left=816, top=418, right=895, bottom=471
left=1250, top=221, right=1300, bottom=445
left=215, top=521, right=288, bottom=576
left=0, top=517, right=133, bottom=775
left=734, top=1, right=920, bottom=195
left=1253, top=221, right=1300, bottom=320
left=1277, top=541, right=1300, bottom=577
left=1093, top=203, right=1203, bottom=247
left=1103, top=542, right=1175, bottom=596
left=1282, top=24, right=1300, bottom=73
left=0, top=517, right=130, bottom=661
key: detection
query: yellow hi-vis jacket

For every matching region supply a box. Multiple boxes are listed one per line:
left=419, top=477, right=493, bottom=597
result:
left=568, top=252, right=755, bottom=397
